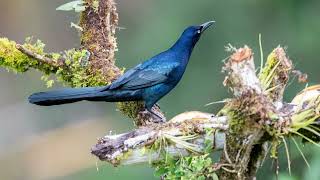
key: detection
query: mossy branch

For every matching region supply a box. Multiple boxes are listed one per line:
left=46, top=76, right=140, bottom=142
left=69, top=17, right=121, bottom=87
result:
left=91, top=111, right=228, bottom=166
left=0, top=0, right=165, bottom=125
left=0, top=37, right=107, bottom=88
left=0, top=37, right=60, bottom=74
left=15, top=44, right=65, bottom=67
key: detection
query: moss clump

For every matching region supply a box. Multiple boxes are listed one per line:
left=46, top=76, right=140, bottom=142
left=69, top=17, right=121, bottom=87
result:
left=0, top=37, right=109, bottom=88
left=0, top=37, right=56, bottom=74
left=112, top=149, right=133, bottom=166
left=55, top=48, right=108, bottom=87
left=153, top=154, right=218, bottom=179
left=80, top=29, right=93, bottom=45
left=91, top=0, right=99, bottom=12
left=116, top=101, right=145, bottom=120
left=227, top=109, right=246, bottom=134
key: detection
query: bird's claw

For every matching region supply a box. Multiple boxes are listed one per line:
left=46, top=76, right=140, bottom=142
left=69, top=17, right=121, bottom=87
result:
left=139, top=108, right=166, bottom=123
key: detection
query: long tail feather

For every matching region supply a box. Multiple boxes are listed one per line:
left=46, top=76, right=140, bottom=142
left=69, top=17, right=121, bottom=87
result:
left=28, top=87, right=105, bottom=106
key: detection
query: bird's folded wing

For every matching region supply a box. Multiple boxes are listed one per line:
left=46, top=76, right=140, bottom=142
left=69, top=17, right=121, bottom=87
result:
left=106, top=62, right=179, bottom=90
left=119, top=69, right=168, bottom=90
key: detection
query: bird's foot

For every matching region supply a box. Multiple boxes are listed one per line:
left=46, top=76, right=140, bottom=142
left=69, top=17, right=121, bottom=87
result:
left=139, top=108, right=166, bottom=124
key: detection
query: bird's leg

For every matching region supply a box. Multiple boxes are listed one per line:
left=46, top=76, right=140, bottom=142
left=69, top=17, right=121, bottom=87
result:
left=139, top=104, right=166, bottom=123
left=146, top=108, right=164, bottom=120
left=153, top=103, right=161, bottom=109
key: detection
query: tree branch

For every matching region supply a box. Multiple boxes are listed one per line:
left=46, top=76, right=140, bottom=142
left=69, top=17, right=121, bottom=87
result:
left=218, top=46, right=273, bottom=179
left=15, top=44, right=64, bottom=67
left=91, top=111, right=228, bottom=166
left=80, top=0, right=121, bottom=80
left=0, top=37, right=62, bottom=74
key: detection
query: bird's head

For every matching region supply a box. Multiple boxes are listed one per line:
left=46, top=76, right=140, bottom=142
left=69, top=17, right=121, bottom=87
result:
left=174, top=21, right=215, bottom=50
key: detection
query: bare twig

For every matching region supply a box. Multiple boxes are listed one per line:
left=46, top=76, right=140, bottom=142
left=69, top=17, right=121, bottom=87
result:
left=16, top=44, right=64, bottom=67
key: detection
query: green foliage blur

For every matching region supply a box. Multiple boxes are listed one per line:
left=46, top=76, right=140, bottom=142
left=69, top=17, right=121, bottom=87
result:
left=0, top=0, right=319, bottom=179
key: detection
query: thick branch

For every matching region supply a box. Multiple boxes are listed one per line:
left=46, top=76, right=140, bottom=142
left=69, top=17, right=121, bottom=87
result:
left=91, top=111, right=228, bottom=165
left=80, top=0, right=121, bottom=80
left=218, top=46, right=279, bottom=180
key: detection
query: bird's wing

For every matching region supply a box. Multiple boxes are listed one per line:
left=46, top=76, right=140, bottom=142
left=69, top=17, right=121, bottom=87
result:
left=108, top=63, right=143, bottom=89
left=107, top=62, right=179, bottom=90
left=119, top=69, right=168, bottom=90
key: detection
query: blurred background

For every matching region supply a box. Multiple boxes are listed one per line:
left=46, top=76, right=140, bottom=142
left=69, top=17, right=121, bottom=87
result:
left=0, top=0, right=320, bottom=179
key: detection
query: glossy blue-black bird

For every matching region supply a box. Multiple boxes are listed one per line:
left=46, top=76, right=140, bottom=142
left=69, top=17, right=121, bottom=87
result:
left=29, top=21, right=215, bottom=118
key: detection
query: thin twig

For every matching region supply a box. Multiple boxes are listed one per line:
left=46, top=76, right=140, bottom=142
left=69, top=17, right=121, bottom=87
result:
left=16, top=44, right=64, bottom=67
left=259, top=33, right=264, bottom=75
left=224, top=142, right=233, bottom=164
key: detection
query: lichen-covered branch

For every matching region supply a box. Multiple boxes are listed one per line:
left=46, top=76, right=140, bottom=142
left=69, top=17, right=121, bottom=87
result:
left=218, top=46, right=275, bottom=179
left=91, top=111, right=228, bottom=165
left=215, top=46, right=318, bottom=180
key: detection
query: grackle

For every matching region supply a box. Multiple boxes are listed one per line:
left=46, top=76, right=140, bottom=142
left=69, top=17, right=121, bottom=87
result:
left=29, top=21, right=215, bottom=119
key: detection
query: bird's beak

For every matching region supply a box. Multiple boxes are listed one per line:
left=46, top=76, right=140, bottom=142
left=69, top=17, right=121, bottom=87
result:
left=200, top=21, right=215, bottom=33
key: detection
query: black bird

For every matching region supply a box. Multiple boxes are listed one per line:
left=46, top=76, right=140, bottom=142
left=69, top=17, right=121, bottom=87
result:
left=29, top=21, right=215, bottom=118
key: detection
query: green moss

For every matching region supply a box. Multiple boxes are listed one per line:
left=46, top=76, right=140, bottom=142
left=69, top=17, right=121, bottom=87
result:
left=91, top=0, right=99, bottom=12
left=113, top=149, right=133, bottom=166
left=228, top=110, right=246, bottom=134
left=54, top=48, right=108, bottom=87
left=0, top=37, right=108, bottom=88
left=81, top=30, right=93, bottom=44
left=116, top=101, right=145, bottom=123
left=259, top=51, right=278, bottom=89
left=153, top=154, right=218, bottom=179
left=270, top=138, right=281, bottom=158
left=0, top=37, right=55, bottom=74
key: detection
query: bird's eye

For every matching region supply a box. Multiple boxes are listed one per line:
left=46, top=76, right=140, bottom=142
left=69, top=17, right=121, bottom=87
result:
left=197, top=30, right=201, bottom=34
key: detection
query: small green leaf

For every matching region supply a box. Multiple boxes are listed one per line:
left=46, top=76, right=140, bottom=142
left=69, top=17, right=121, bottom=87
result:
left=46, top=80, right=54, bottom=88
left=212, top=173, right=219, bottom=180
left=56, top=0, right=86, bottom=12
left=74, top=5, right=86, bottom=12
